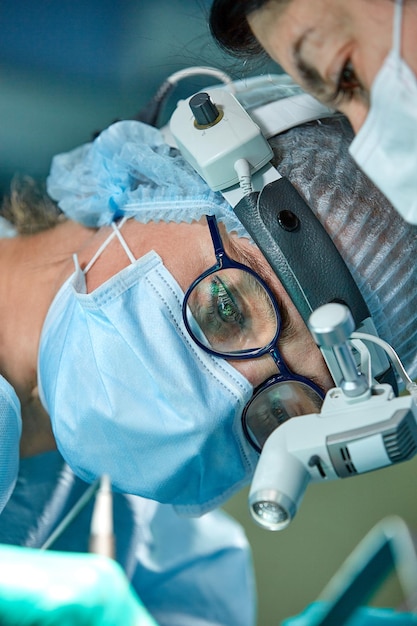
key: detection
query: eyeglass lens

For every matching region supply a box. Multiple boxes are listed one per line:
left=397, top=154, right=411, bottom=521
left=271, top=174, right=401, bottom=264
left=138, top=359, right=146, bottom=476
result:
left=184, top=267, right=278, bottom=355
left=184, top=262, right=324, bottom=453
left=243, top=379, right=324, bottom=452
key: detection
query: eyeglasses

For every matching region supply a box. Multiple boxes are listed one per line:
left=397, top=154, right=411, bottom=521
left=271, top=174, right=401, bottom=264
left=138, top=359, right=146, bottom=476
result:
left=182, top=215, right=325, bottom=453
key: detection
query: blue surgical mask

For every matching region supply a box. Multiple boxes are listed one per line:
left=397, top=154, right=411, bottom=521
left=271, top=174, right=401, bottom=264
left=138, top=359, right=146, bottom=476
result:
left=37, top=222, right=257, bottom=515
left=349, top=0, right=417, bottom=224
left=0, top=375, right=21, bottom=513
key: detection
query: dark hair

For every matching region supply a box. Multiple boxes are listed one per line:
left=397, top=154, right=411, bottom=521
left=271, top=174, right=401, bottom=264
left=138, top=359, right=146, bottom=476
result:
left=1, top=175, right=64, bottom=234
left=209, top=0, right=270, bottom=58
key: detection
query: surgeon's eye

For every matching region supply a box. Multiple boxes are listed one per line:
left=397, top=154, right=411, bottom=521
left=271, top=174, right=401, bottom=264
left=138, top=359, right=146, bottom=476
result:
left=204, top=276, right=247, bottom=343
left=184, top=267, right=278, bottom=354
left=210, top=276, right=245, bottom=326
left=333, top=60, right=363, bottom=105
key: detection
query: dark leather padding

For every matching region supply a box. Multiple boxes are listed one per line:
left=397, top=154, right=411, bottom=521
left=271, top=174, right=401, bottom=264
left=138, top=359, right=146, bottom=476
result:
left=233, top=177, right=398, bottom=392
left=234, top=178, right=370, bottom=326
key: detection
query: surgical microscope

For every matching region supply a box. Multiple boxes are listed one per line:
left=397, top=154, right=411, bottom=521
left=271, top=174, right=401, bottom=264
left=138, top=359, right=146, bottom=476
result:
left=156, top=69, right=417, bottom=533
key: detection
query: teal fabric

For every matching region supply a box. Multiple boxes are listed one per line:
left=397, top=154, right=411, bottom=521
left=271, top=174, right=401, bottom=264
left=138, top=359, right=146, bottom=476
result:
left=0, top=451, right=256, bottom=626
left=0, top=543, right=158, bottom=626
left=282, top=602, right=417, bottom=626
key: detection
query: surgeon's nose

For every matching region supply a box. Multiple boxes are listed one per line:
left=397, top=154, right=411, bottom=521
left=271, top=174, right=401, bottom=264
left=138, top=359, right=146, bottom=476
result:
left=227, top=353, right=277, bottom=388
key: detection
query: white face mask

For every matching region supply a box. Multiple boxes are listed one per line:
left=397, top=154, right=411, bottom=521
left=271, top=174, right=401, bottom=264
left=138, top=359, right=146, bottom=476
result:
left=37, top=222, right=257, bottom=516
left=349, top=0, right=417, bottom=224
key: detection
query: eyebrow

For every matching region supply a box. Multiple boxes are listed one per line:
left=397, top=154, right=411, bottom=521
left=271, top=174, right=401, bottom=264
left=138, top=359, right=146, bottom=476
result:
left=293, top=30, right=336, bottom=105
left=228, top=239, right=296, bottom=344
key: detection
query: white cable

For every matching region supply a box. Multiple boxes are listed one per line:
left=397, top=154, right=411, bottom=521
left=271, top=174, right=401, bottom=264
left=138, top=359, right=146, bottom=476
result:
left=351, top=332, right=415, bottom=391
left=234, top=158, right=253, bottom=196
left=40, top=478, right=100, bottom=550
left=350, top=338, right=372, bottom=387
left=407, top=380, right=417, bottom=401
left=165, top=66, right=236, bottom=93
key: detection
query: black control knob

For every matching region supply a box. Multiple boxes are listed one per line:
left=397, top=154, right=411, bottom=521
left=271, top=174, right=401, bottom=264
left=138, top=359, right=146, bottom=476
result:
left=189, top=92, right=221, bottom=127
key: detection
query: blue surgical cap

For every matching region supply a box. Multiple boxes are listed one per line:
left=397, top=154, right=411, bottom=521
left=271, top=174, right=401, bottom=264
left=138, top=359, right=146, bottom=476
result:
left=47, top=120, right=250, bottom=239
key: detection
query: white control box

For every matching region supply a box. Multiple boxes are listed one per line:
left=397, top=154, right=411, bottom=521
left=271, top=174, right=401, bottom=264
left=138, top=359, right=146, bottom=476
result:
left=170, top=88, right=273, bottom=191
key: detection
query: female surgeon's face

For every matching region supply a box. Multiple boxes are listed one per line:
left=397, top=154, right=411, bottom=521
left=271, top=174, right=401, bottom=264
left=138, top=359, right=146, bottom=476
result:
left=248, top=0, right=417, bottom=132
left=74, top=217, right=334, bottom=396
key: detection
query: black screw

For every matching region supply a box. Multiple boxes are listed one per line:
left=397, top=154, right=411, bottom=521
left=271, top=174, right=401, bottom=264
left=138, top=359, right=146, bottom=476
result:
left=277, top=210, right=300, bottom=232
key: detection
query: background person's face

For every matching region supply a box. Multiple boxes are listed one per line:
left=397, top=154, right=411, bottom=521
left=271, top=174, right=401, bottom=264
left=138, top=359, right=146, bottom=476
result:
left=248, top=0, right=417, bottom=132
left=76, top=217, right=334, bottom=395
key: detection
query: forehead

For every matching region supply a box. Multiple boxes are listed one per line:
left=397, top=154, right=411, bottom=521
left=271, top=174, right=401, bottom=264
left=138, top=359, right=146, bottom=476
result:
left=82, top=217, right=299, bottom=331
left=248, top=0, right=368, bottom=104
left=248, top=0, right=344, bottom=60
left=248, top=0, right=392, bottom=72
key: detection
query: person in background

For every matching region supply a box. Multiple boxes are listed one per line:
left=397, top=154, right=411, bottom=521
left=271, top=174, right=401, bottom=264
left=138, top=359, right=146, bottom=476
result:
left=209, top=0, right=417, bottom=224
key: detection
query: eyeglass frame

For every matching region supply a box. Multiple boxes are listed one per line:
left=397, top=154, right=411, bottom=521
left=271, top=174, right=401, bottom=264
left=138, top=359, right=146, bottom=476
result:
left=182, top=214, right=325, bottom=452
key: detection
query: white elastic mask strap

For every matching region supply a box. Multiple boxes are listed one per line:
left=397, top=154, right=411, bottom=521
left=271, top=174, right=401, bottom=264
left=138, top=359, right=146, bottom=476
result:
left=110, top=220, right=136, bottom=264
left=83, top=217, right=135, bottom=274
left=393, top=0, right=403, bottom=56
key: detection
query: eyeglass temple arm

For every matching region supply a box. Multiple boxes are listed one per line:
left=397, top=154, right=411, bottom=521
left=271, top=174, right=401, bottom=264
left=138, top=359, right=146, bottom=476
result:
left=206, top=215, right=225, bottom=259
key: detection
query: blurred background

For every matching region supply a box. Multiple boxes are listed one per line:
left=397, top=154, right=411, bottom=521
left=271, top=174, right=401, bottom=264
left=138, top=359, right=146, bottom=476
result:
left=1, top=1, right=417, bottom=624
left=0, top=0, right=271, bottom=196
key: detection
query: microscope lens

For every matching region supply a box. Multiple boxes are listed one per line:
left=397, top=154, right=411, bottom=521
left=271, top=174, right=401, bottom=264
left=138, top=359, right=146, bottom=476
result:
left=253, top=501, right=288, bottom=525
